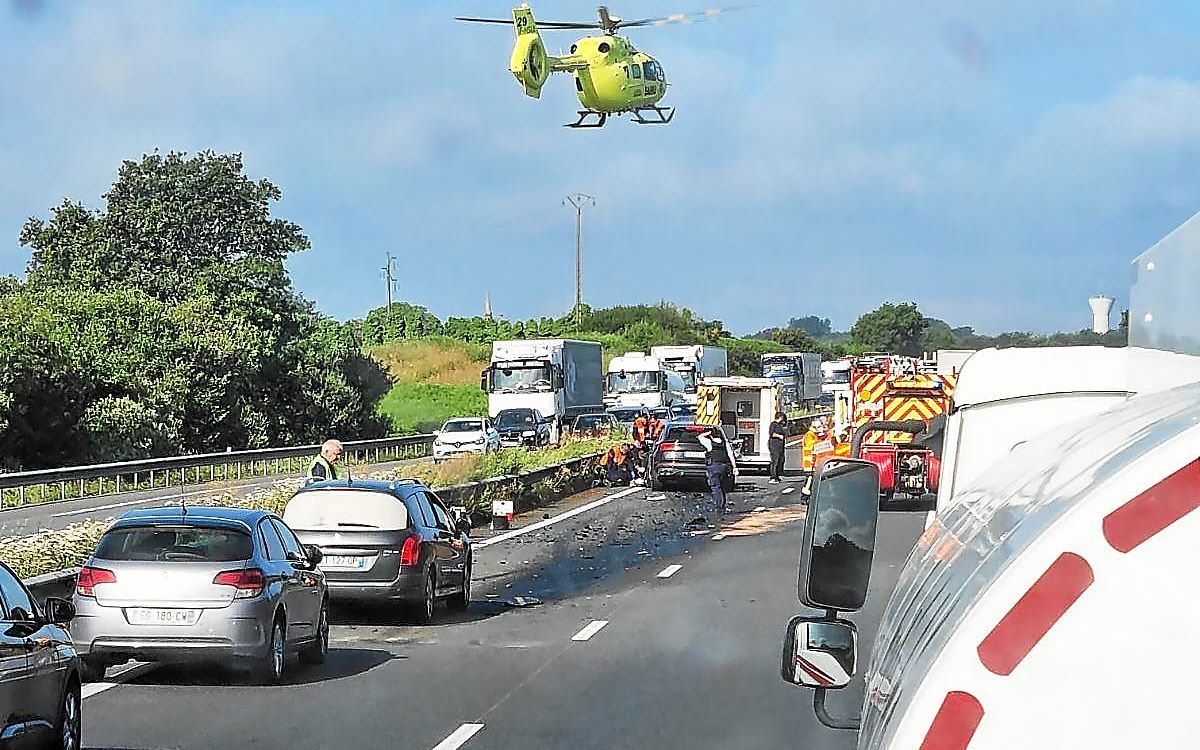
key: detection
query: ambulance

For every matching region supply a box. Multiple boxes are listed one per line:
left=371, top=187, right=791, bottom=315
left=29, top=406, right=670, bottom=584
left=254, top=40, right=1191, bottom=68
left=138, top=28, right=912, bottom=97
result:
left=694, top=377, right=782, bottom=470
left=781, top=209, right=1200, bottom=748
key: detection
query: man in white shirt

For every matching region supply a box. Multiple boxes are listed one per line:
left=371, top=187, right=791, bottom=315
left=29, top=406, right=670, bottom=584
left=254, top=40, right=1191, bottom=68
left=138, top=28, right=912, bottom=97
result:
left=696, top=427, right=738, bottom=515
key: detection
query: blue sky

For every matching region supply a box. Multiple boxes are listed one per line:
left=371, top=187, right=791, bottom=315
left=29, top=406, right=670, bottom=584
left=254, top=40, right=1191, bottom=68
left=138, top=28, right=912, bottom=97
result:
left=3, top=1, right=1200, bottom=335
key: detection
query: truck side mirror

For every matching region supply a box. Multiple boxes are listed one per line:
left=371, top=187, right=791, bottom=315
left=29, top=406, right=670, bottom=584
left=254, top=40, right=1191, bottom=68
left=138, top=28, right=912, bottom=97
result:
left=798, top=459, right=880, bottom=612
left=480, top=369, right=489, bottom=392
left=780, top=616, right=857, bottom=689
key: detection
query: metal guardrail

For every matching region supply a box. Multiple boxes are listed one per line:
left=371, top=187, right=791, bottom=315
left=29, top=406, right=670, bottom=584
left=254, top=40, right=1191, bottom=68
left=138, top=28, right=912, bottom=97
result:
left=0, top=434, right=435, bottom=510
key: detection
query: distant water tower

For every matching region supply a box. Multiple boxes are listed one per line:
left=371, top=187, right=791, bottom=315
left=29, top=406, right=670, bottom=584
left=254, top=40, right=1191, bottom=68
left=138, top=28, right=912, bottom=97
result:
left=1089, top=295, right=1114, bottom=334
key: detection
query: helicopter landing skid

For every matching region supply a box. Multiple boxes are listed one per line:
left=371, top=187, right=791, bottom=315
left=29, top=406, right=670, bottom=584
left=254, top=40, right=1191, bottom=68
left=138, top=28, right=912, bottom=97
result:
left=565, top=110, right=608, bottom=128
left=631, top=105, right=675, bottom=125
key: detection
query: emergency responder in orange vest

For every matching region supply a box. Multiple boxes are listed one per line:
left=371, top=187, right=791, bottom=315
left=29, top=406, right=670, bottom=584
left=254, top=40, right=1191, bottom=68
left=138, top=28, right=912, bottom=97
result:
left=631, top=410, right=651, bottom=474
left=600, top=443, right=635, bottom=486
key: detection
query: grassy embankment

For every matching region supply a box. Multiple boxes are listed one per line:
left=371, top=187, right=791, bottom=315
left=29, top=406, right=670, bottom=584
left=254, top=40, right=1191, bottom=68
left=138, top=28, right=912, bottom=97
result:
left=371, top=338, right=490, bottom=434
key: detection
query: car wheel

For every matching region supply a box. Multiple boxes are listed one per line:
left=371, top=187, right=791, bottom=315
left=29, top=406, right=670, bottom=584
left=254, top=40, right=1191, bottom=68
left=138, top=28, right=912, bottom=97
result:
left=722, top=475, right=735, bottom=493
left=300, top=600, right=329, bottom=666
left=49, top=678, right=81, bottom=750
left=78, top=656, right=107, bottom=683
left=413, top=567, right=436, bottom=624
left=253, top=617, right=286, bottom=685
left=649, top=474, right=663, bottom=491
left=448, top=560, right=471, bottom=612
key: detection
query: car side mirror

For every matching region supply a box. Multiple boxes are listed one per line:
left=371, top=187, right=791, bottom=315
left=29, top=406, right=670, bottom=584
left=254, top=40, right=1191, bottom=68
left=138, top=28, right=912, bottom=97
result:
left=302, top=544, right=324, bottom=568
left=780, top=616, right=857, bottom=689
left=798, top=459, right=880, bottom=612
left=450, top=506, right=472, bottom=535
left=433, top=430, right=441, bottom=437
left=43, top=597, right=76, bottom=625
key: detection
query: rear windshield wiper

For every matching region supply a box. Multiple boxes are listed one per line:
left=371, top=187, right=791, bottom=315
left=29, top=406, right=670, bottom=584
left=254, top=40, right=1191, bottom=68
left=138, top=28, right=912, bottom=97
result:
left=336, top=522, right=380, bottom=528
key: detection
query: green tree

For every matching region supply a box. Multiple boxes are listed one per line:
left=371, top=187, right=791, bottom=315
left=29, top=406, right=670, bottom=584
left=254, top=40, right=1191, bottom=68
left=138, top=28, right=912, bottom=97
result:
left=4, top=151, right=389, bottom=468
left=787, top=316, right=833, bottom=337
left=850, top=302, right=930, bottom=357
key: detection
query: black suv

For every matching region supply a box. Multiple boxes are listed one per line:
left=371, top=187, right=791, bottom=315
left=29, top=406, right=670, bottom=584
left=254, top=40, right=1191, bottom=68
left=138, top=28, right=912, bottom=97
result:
left=283, top=480, right=473, bottom=623
left=648, top=423, right=735, bottom=492
left=494, top=408, right=552, bottom=448
left=0, top=558, right=82, bottom=749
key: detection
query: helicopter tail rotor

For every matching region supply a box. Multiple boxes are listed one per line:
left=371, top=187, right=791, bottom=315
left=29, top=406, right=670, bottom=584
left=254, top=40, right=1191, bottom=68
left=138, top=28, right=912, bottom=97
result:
left=508, top=6, right=551, bottom=98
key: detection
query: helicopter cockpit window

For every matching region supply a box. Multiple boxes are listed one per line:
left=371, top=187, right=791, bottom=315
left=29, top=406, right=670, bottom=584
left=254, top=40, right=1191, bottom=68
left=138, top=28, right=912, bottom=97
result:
left=598, top=42, right=610, bottom=53
left=570, top=43, right=577, bottom=54
left=643, top=62, right=659, bottom=81
left=631, top=64, right=642, bottom=79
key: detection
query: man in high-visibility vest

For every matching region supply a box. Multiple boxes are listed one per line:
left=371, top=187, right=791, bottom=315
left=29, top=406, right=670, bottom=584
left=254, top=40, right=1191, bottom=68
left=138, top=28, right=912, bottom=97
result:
left=600, top=443, right=635, bottom=486
left=308, top=439, right=343, bottom=482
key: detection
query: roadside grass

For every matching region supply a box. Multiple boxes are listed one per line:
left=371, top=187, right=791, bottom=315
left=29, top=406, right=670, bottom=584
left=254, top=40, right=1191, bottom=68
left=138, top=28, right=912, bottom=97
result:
left=369, top=337, right=489, bottom=387
left=377, top=382, right=487, bottom=434
left=369, top=338, right=490, bottom=434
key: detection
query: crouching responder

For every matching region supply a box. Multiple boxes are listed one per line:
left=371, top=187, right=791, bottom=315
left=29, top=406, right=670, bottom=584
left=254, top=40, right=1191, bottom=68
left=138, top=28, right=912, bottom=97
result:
left=600, top=442, right=636, bottom=486
left=308, top=439, right=343, bottom=482
left=697, top=426, right=738, bottom=516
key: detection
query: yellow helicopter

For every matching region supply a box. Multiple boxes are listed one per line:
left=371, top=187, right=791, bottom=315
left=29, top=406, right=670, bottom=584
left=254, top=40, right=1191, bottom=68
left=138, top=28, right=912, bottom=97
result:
left=457, top=4, right=740, bottom=128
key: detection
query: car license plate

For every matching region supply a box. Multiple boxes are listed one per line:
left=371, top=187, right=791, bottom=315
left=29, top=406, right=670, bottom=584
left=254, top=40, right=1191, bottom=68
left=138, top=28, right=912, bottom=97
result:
left=320, top=555, right=368, bottom=570
left=127, top=608, right=198, bottom=626
left=684, top=451, right=705, bottom=459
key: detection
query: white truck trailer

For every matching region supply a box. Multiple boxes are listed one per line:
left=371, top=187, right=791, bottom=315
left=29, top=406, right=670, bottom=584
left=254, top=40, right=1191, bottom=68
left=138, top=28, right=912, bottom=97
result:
left=780, top=208, right=1200, bottom=749
left=650, top=345, right=729, bottom=405
left=481, top=339, right=604, bottom=439
left=604, top=351, right=684, bottom=409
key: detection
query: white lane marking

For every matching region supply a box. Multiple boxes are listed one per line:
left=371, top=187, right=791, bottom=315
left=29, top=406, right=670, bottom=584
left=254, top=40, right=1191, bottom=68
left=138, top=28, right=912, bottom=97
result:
left=476, top=487, right=644, bottom=549
left=431, top=723, right=485, bottom=750
left=657, top=564, right=682, bottom=579
left=571, top=619, right=609, bottom=642
left=81, top=663, right=155, bottom=699
left=782, top=487, right=795, bottom=495
left=646, top=494, right=667, bottom=501
left=51, top=486, right=231, bottom=518
left=711, top=533, right=725, bottom=540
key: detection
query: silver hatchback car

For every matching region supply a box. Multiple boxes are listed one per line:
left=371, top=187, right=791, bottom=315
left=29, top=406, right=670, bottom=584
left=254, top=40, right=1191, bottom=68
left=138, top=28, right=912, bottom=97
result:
left=70, top=506, right=328, bottom=684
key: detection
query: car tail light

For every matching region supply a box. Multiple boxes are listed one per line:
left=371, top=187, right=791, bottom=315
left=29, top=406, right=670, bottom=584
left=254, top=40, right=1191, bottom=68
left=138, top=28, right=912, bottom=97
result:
left=76, top=565, right=117, bottom=597
left=213, top=568, right=265, bottom=599
left=400, top=535, right=421, bottom=568
left=658, top=442, right=679, bottom=452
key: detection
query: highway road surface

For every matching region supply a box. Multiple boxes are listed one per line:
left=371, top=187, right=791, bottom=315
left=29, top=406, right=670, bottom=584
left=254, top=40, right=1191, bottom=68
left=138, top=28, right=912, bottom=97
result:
left=78, top=465, right=924, bottom=750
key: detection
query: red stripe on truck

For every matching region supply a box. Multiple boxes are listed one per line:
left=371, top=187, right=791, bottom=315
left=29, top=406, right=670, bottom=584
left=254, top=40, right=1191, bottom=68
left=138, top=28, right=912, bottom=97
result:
left=976, top=552, right=1093, bottom=676
left=918, top=691, right=983, bottom=750
left=1103, top=458, right=1200, bottom=553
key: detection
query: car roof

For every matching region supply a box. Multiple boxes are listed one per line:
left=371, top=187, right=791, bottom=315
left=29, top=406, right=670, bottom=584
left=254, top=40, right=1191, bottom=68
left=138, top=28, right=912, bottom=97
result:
left=113, top=505, right=270, bottom=531
left=296, top=479, right=426, bottom=496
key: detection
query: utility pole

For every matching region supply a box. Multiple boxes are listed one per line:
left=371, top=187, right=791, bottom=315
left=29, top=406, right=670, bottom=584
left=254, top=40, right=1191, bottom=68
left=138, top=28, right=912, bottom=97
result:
left=563, top=193, right=594, bottom=329
left=382, top=253, right=397, bottom=327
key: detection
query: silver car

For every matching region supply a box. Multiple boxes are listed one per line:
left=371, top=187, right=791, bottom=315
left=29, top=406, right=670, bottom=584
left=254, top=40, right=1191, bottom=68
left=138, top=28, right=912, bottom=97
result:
left=70, top=506, right=328, bottom=684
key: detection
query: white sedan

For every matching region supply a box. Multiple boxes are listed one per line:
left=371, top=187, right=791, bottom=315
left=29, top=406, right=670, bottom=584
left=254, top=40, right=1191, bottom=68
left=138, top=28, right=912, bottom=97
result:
left=432, top=417, right=500, bottom=462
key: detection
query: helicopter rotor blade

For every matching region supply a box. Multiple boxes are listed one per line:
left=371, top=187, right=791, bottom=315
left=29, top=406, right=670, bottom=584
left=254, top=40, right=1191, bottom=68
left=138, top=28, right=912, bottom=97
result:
left=619, top=5, right=751, bottom=29
left=455, top=16, right=602, bottom=30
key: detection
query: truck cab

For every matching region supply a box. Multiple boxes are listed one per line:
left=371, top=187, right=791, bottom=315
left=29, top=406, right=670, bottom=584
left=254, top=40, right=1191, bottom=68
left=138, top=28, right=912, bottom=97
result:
left=482, top=339, right=604, bottom=440
left=605, top=352, right=682, bottom=409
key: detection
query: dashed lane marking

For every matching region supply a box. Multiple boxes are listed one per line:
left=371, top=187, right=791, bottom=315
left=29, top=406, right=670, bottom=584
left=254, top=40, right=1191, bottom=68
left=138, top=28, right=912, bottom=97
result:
left=571, top=619, right=609, bottom=642
left=476, top=486, right=644, bottom=549
left=81, top=662, right=155, bottom=699
left=431, top=723, right=485, bottom=750
left=782, top=487, right=795, bottom=495
left=657, top=564, right=683, bottom=579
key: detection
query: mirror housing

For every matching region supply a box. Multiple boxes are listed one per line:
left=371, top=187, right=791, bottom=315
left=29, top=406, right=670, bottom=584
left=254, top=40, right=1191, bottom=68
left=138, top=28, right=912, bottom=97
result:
left=798, top=459, right=880, bottom=612
left=780, top=616, right=857, bottom=689
left=302, top=544, right=324, bottom=568
left=450, top=506, right=472, bottom=535
left=43, top=597, right=76, bottom=625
